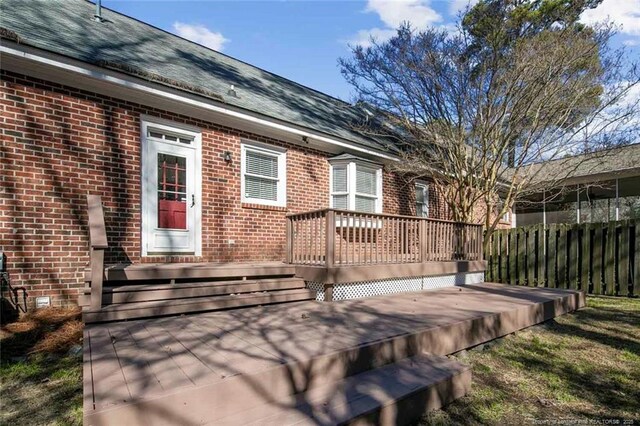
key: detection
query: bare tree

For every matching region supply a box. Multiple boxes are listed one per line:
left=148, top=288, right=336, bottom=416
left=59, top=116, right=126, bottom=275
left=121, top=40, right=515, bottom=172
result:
left=340, top=14, right=639, bottom=247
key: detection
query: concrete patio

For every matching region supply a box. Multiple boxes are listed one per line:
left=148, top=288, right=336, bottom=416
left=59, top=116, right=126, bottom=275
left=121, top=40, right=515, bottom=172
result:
left=83, top=283, right=585, bottom=425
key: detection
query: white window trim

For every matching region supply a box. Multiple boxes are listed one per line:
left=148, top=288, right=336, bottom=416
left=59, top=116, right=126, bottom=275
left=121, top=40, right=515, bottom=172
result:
left=329, top=159, right=383, bottom=213
left=241, top=140, right=287, bottom=207
left=415, top=181, right=429, bottom=218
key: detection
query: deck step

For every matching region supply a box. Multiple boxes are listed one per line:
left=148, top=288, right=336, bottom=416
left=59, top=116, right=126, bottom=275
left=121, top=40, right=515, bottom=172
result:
left=78, top=278, right=306, bottom=306
left=214, top=354, right=470, bottom=425
left=82, top=288, right=316, bottom=323
left=84, top=262, right=296, bottom=283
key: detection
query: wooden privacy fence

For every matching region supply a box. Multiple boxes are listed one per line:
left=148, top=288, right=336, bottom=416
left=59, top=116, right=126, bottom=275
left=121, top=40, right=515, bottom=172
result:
left=484, top=220, right=640, bottom=297
left=287, top=208, right=483, bottom=266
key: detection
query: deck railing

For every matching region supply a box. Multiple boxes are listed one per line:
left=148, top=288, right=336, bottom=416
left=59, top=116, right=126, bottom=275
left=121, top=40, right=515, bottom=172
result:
left=286, top=208, right=483, bottom=266
left=87, top=194, right=108, bottom=310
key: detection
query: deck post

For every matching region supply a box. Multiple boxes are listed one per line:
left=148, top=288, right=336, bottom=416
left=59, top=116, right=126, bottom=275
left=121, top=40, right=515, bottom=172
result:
left=87, top=195, right=108, bottom=311
left=324, top=283, right=334, bottom=302
left=420, top=219, right=428, bottom=262
left=325, top=210, right=335, bottom=267
left=286, top=216, right=293, bottom=264
left=89, top=248, right=104, bottom=310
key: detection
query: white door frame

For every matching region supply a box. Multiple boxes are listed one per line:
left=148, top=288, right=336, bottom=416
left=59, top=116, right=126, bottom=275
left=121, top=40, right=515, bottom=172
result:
left=140, top=115, right=202, bottom=256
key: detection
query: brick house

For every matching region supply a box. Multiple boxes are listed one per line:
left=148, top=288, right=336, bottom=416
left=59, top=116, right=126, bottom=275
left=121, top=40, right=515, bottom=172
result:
left=1, top=0, right=494, bottom=318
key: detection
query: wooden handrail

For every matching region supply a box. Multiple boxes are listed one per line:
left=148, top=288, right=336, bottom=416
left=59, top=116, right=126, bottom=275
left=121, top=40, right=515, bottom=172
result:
left=86, top=195, right=107, bottom=311
left=287, top=208, right=481, bottom=227
left=287, top=208, right=483, bottom=266
left=87, top=194, right=108, bottom=249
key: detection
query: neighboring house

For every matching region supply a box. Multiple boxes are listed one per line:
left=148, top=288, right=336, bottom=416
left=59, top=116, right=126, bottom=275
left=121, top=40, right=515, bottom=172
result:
left=515, top=143, right=640, bottom=226
left=1, top=0, right=491, bottom=315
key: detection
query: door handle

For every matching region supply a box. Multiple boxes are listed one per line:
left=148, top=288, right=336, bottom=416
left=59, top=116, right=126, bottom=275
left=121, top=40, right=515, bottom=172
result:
left=191, top=194, right=195, bottom=207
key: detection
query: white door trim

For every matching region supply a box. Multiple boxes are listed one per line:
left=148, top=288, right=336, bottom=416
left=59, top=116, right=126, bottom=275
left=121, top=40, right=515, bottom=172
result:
left=140, top=115, right=202, bottom=256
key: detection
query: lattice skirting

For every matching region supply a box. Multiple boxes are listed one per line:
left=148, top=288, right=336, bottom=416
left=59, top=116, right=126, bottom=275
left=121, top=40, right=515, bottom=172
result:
left=306, top=272, right=485, bottom=301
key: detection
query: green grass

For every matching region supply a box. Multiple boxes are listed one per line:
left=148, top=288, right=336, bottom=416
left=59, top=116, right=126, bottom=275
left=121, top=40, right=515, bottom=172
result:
left=1, top=308, right=83, bottom=426
left=419, top=296, right=640, bottom=425
left=0, top=354, right=82, bottom=425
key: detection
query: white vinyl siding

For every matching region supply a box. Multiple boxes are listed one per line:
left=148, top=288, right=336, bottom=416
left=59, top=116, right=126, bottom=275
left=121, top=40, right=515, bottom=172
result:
left=415, top=182, right=429, bottom=217
left=330, top=160, right=382, bottom=213
left=241, top=142, right=286, bottom=207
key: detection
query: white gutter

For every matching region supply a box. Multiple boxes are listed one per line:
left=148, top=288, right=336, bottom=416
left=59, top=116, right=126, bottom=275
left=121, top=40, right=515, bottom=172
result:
left=1, top=43, right=398, bottom=162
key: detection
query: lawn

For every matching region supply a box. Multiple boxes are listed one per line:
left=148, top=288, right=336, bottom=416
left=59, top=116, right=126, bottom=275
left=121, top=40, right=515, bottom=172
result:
left=1, top=296, right=638, bottom=425
left=421, top=296, right=640, bottom=425
left=0, top=307, right=83, bottom=425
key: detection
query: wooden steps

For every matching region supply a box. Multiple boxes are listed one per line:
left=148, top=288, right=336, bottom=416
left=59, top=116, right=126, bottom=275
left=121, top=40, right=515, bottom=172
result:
left=82, top=262, right=316, bottom=323
left=84, top=262, right=297, bottom=282
left=214, top=354, right=471, bottom=425
left=83, top=344, right=471, bottom=425
left=79, top=277, right=306, bottom=305
left=82, top=288, right=316, bottom=322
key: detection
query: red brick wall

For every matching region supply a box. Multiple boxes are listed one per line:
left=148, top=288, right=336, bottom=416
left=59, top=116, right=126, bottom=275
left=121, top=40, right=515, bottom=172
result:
left=1, top=71, right=441, bottom=307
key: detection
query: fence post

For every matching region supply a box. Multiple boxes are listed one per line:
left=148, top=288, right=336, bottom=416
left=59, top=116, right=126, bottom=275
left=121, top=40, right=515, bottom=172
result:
left=605, top=221, right=616, bottom=296
left=593, top=223, right=603, bottom=294
left=527, top=227, right=535, bottom=286
left=557, top=225, right=567, bottom=288
left=634, top=220, right=640, bottom=297
left=548, top=224, right=557, bottom=288
left=538, top=224, right=546, bottom=287
left=489, top=231, right=498, bottom=281
left=619, top=220, right=629, bottom=297
left=569, top=224, right=579, bottom=289
left=580, top=223, right=590, bottom=291
left=517, top=228, right=526, bottom=285
left=325, top=210, right=335, bottom=268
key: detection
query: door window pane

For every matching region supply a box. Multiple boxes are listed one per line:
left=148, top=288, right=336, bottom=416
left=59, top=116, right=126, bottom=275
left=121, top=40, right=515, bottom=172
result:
left=157, top=153, right=187, bottom=229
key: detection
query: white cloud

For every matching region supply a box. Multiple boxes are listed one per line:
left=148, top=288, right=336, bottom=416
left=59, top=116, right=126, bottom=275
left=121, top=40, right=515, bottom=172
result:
left=448, top=0, right=478, bottom=16
left=366, top=0, right=442, bottom=31
left=348, top=0, right=443, bottom=47
left=172, top=22, right=229, bottom=51
left=623, top=39, right=639, bottom=47
left=580, top=0, right=640, bottom=36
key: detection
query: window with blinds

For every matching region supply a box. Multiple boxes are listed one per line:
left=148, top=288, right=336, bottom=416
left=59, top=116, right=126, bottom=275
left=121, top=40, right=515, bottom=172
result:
left=331, top=166, right=348, bottom=209
left=330, top=160, right=382, bottom=213
left=355, top=166, right=378, bottom=213
left=415, top=183, right=429, bottom=217
left=241, top=142, right=286, bottom=206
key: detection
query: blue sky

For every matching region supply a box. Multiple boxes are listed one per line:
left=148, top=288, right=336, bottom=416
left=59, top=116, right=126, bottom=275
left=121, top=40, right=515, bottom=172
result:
left=105, top=0, right=640, bottom=101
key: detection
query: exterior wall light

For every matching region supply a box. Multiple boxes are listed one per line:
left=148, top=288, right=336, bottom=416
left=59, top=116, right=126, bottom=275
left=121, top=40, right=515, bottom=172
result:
left=223, top=151, right=232, bottom=163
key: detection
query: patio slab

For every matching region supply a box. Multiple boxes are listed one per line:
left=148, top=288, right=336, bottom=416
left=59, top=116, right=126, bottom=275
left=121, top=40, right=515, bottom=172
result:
left=83, top=282, right=585, bottom=425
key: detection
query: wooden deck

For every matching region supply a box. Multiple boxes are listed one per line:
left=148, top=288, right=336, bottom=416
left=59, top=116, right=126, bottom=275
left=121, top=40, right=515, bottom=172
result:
left=83, top=283, right=584, bottom=425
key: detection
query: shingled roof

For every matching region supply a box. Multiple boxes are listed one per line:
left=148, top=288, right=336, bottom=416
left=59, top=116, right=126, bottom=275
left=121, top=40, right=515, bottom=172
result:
left=0, top=0, right=398, bottom=155
left=521, top=142, right=640, bottom=186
